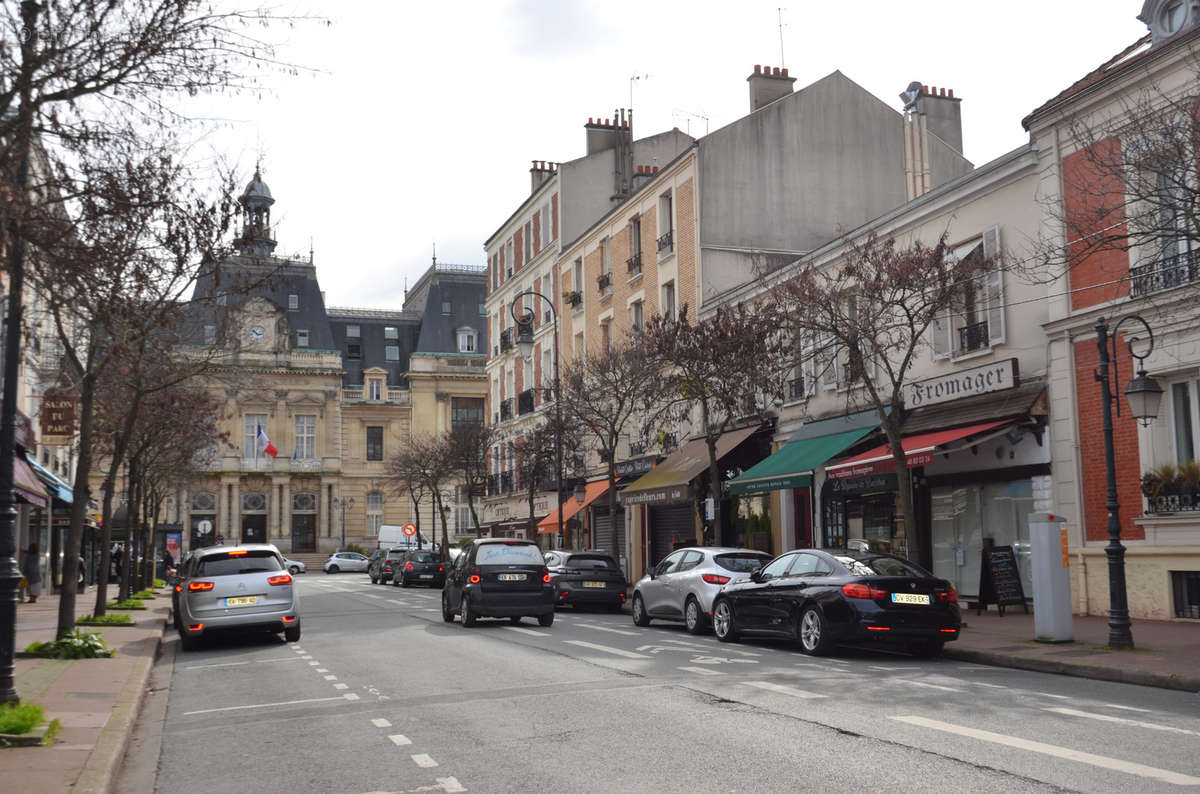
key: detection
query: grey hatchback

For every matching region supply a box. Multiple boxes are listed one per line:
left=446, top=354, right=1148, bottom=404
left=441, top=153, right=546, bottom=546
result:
left=631, top=547, right=772, bottom=634
left=176, top=544, right=300, bottom=650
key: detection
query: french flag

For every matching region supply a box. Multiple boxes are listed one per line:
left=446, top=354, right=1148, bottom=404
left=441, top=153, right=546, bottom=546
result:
left=256, top=424, right=278, bottom=458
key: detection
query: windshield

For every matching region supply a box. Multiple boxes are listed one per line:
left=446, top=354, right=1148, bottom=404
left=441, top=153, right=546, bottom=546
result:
left=565, top=555, right=618, bottom=570
left=197, top=551, right=282, bottom=576
left=714, top=553, right=772, bottom=573
left=475, top=542, right=544, bottom=566
left=836, top=555, right=928, bottom=578
left=409, top=552, right=436, bottom=563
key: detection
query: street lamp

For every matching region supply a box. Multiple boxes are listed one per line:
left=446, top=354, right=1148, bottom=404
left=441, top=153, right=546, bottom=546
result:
left=332, top=496, right=354, bottom=551
left=1095, top=315, right=1164, bottom=650
left=1, top=0, right=43, bottom=706
left=509, top=291, right=564, bottom=550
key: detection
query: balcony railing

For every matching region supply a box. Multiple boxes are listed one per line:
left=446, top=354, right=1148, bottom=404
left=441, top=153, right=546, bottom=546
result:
left=499, top=398, right=514, bottom=421
left=788, top=377, right=806, bottom=400
left=1145, top=490, right=1200, bottom=514
left=628, top=441, right=646, bottom=456
left=657, top=230, right=673, bottom=255
left=499, top=329, right=513, bottom=352
left=626, top=252, right=642, bottom=276
left=956, top=320, right=989, bottom=353
left=290, top=458, right=322, bottom=473
left=564, top=290, right=582, bottom=309
left=1130, top=249, right=1200, bottom=297
left=500, top=471, right=514, bottom=494
left=597, top=271, right=612, bottom=293
left=517, top=389, right=535, bottom=415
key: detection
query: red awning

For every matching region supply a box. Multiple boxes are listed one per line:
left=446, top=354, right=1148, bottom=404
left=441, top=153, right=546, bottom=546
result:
left=824, top=420, right=1011, bottom=479
left=13, top=455, right=47, bottom=508
left=537, top=480, right=610, bottom=534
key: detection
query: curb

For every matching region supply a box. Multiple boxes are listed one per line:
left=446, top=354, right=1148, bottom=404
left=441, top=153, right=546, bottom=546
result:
left=943, top=646, right=1200, bottom=693
left=71, top=609, right=168, bottom=794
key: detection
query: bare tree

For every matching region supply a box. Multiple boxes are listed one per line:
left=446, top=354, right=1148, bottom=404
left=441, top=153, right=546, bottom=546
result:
left=642, top=303, right=789, bottom=540
left=771, top=232, right=993, bottom=564
left=388, top=434, right=454, bottom=559
left=444, top=422, right=492, bottom=537
left=511, top=416, right=580, bottom=547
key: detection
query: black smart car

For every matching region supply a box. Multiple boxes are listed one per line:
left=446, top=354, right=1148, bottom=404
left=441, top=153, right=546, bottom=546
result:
left=710, top=548, right=961, bottom=657
left=442, top=539, right=556, bottom=627
left=543, top=550, right=625, bottom=611
left=394, top=549, right=445, bottom=588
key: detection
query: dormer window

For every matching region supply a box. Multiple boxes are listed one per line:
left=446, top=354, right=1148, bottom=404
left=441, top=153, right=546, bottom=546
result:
left=385, top=345, right=400, bottom=361
left=442, top=300, right=452, bottom=314
left=457, top=327, right=477, bottom=353
left=368, top=378, right=383, bottom=401
left=288, top=294, right=299, bottom=310
left=347, top=325, right=360, bottom=338
left=297, top=329, right=309, bottom=347
left=385, top=326, right=397, bottom=339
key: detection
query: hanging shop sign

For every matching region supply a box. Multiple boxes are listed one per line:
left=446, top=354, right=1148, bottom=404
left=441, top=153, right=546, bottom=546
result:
left=905, top=358, right=1018, bottom=409
left=828, top=472, right=899, bottom=496
left=40, top=395, right=77, bottom=446
left=614, top=455, right=659, bottom=478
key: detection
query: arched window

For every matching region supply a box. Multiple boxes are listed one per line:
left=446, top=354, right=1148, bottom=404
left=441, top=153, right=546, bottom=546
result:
left=242, top=491, right=266, bottom=512
left=292, top=492, right=317, bottom=513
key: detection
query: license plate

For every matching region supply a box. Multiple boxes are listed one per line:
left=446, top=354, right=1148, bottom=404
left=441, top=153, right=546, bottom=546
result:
left=583, top=581, right=606, bottom=588
left=224, top=596, right=259, bottom=607
left=498, top=573, right=525, bottom=582
left=419, top=574, right=433, bottom=579
left=891, top=592, right=930, bottom=605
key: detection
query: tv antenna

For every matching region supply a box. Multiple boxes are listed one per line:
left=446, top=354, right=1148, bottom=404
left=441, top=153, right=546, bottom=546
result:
left=672, top=108, right=710, bottom=137
left=777, top=7, right=788, bottom=68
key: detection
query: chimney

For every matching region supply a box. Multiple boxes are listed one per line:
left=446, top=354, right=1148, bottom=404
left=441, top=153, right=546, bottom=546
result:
left=747, top=63, right=796, bottom=112
left=586, top=111, right=631, bottom=155
left=907, top=82, right=963, bottom=155
left=587, top=109, right=635, bottom=204
left=530, top=160, right=556, bottom=194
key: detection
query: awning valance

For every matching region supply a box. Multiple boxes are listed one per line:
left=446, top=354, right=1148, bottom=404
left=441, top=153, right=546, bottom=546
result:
left=729, top=426, right=877, bottom=494
left=13, top=455, right=48, bottom=508
left=25, top=454, right=73, bottom=504
left=620, top=426, right=758, bottom=506
left=537, top=480, right=610, bottom=534
left=825, top=420, right=1011, bottom=479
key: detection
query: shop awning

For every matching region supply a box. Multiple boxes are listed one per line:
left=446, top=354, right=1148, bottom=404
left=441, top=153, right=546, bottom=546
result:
left=25, top=454, right=73, bottom=504
left=620, top=426, right=758, bottom=506
left=729, top=409, right=883, bottom=495
left=537, top=480, right=610, bottom=534
left=13, top=455, right=48, bottom=508
left=825, top=420, right=1011, bottom=479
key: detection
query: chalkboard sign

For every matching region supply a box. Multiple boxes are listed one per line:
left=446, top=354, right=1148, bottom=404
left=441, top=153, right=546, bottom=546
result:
left=976, top=545, right=1029, bottom=616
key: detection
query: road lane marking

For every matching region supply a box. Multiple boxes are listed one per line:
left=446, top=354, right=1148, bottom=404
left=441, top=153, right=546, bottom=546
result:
left=890, top=715, right=1200, bottom=785
left=868, top=666, right=906, bottom=671
left=184, top=661, right=249, bottom=670
left=1105, top=704, right=1153, bottom=713
left=439, top=778, right=467, bottom=793
left=334, top=683, right=349, bottom=690
left=504, top=626, right=551, bottom=637
left=678, top=666, right=724, bottom=676
left=372, top=718, right=392, bottom=728
left=1032, top=692, right=1070, bottom=700
left=577, top=623, right=640, bottom=636
left=563, top=640, right=651, bottom=659
left=363, top=594, right=385, bottom=599
left=1046, top=707, right=1200, bottom=737
left=744, top=681, right=827, bottom=699
left=343, top=693, right=360, bottom=701
left=255, top=657, right=307, bottom=664
left=411, top=754, right=438, bottom=768
left=184, top=696, right=344, bottom=715
left=904, top=680, right=963, bottom=693
left=316, top=668, right=329, bottom=673
left=301, top=655, right=314, bottom=659
left=659, top=638, right=708, bottom=649
left=973, top=682, right=1007, bottom=689
left=308, top=661, right=320, bottom=666
left=388, top=734, right=412, bottom=746
left=324, top=675, right=338, bottom=681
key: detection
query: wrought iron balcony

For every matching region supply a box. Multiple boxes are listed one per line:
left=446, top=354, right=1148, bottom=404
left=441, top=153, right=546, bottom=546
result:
left=628, top=441, right=646, bottom=456
left=1130, top=249, right=1200, bottom=297
left=956, top=320, right=989, bottom=353
left=788, top=377, right=806, bottom=400
left=500, top=471, right=514, bottom=494
left=564, top=290, right=582, bottom=309
left=517, top=389, right=535, bottom=415
left=499, top=398, right=514, bottom=421
left=626, top=252, right=642, bottom=276
left=499, top=329, right=513, bottom=351
left=657, top=230, right=673, bottom=255
left=597, top=271, right=612, bottom=293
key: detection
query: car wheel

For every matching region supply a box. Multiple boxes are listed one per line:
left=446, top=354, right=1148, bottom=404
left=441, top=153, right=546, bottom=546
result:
left=798, top=605, right=834, bottom=656
left=684, top=597, right=706, bottom=635
left=289, top=565, right=299, bottom=575
left=461, top=595, right=477, bottom=627
left=712, top=599, right=739, bottom=643
left=391, top=576, right=400, bottom=587
left=509, top=616, right=522, bottom=625
left=284, top=623, right=301, bottom=643
left=631, top=594, right=651, bottom=627
left=172, top=608, right=181, bottom=632
left=327, top=565, right=339, bottom=574
left=369, top=573, right=378, bottom=584
left=537, top=612, right=554, bottom=627
left=909, top=639, right=945, bottom=658
left=400, top=577, right=410, bottom=588
left=441, top=593, right=454, bottom=623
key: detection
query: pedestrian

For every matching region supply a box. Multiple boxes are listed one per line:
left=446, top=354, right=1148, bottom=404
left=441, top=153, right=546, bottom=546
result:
left=21, top=542, right=42, bottom=604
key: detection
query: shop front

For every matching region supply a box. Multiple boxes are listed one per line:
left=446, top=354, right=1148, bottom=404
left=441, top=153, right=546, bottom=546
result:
left=26, top=453, right=76, bottom=589
left=482, top=493, right=549, bottom=544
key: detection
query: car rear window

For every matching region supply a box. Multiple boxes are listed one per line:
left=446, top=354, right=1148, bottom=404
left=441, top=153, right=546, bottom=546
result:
left=409, top=552, right=435, bottom=563
left=714, top=553, right=772, bottom=573
left=565, top=555, right=618, bottom=570
left=475, top=542, right=544, bottom=565
left=196, top=551, right=282, bottom=576
left=836, top=555, right=928, bottom=578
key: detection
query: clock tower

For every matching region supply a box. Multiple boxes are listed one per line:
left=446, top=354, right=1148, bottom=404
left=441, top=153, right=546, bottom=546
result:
left=234, top=166, right=279, bottom=256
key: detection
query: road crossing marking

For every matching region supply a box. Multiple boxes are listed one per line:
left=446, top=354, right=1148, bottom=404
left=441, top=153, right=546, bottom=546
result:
left=343, top=693, right=360, bottom=701
left=564, top=640, right=651, bottom=659
left=308, top=661, right=320, bottom=666
left=438, top=778, right=467, bottom=793
left=184, top=696, right=345, bottom=715
left=1046, top=707, right=1200, bottom=737
left=301, top=655, right=313, bottom=659
left=388, top=734, right=412, bottom=746
left=411, top=754, right=438, bottom=768
left=316, top=668, right=329, bottom=673
left=184, top=661, right=249, bottom=670
left=902, top=680, right=963, bottom=693
left=678, top=666, right=724, bottom=676
left=577, top=623, right=640, bottom=636
left=372, top=718, right=392, bottom=728
left=890, top=715, right=1200, bottom=785
left=744, top=681, right=827, bottom=699
left=504, top=626, right=551, bottom=637
left=324, top=675, right=338, bottom=681
left=333, top=683, right=349, bottom=690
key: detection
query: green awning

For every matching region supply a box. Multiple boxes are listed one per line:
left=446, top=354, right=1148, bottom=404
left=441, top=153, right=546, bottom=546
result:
left=729, top=409, right=882, bottom=495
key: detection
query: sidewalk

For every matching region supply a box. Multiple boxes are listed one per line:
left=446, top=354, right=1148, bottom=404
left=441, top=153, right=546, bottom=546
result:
left=947, top=605, right=1200, bottom=692
left=4, top=586, right=168, bottom=793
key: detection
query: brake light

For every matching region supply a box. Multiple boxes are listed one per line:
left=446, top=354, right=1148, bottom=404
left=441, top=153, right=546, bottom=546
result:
left=188, top=581, right=215, bottom=591
left=438, top=566, right=444, bottom=572
left=267, top=574, right=293, bottom=586
left=405, top=562, right=415, bottom=570
left=227, top=550, right=248, bottom=556
left=282, top=615, right=297, bottom=623
left=174, top=585, right=181, bottom=593
left=541, top=566, right=552, bottom=584
left=940, top=628, right=958, bottom=633
left=937, top=587, right=959, bottom=603
left=187, top=623, right=204, bottom=632
left=701, top=573, right=731, bottom=585
left=384, top=567, right=392, bottom=572
left=469, top=567, right=481, bottom=584
left=842, top=582, right=887, bottom=599
left=866, top=626, right=891, bottom=631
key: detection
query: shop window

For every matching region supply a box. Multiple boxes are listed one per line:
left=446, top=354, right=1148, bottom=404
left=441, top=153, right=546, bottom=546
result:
left=1172, top=571, right=1200, bottom=619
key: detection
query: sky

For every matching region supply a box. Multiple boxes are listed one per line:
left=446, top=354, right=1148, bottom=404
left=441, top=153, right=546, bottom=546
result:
left=194, top=0, right=1147, bottom=310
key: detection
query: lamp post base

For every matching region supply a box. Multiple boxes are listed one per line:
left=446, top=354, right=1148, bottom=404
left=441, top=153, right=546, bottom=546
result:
left=0, top=557, right=21, bottom=704
left=1104, top=539, right=1134, bottom=650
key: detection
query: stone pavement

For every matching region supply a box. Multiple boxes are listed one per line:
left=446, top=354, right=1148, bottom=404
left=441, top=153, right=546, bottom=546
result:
left=4, top=586, right=168, bottom=793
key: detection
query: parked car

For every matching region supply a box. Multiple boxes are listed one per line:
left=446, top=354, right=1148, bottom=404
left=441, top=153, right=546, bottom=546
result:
left=282, top=557, right=307, bottom=575
left=709, top=548, right=961, bottom=657
left=323, top=551, right=370, bottom=573
left=369, top=547, right=406, bottom=584
left=394, top=549, right=445, bottom=588
left=171, top=551, right=199, bottom=631
left=442, top=538, right=556, bottom=627
left=631, top=547, right=772, bottom=634
left=544, top=550, right=626, bottom=611
left=176, top=544, right=300, bottom=650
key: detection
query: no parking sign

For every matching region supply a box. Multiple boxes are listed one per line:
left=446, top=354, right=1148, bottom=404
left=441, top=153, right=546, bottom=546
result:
left=402, top=523, right=417, bottom=537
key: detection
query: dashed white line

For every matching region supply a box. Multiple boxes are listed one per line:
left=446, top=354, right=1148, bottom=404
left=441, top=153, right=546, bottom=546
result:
left=890, top=715, right=1200, bottom=785
left=324, top=675, right=338, bottom=681
left=563, top=640, right=651, bottom=659
left=184, top=661, right=248, bottom=670
left=1032, top=692, right=1071, bottom=700
left=903, top=680, right=963, bottom=693
left=867, top=665, right=906, bottom=671
left=255, top=657, right=307, bottom=664
left=504, top=626, right=551, bottom=637
left=372, top=718, right=392, bottom=728
left=411, top=753, right=438, bottom=768
left=678, top=666, right=724, bottom=676
left=744, top=681, right=827, bottom=699
left=333, top=683, right=349, bottom=690
left=1105, top=703, right=1153, bottom=713
left=1046, top=707, right=1200, bottom=737
left=301, top=655, right=314, bottom=660
left=973, top=682, right=1007, bottom=689
left=316, top=668, right=329, bottom=673
left=577, top=623, right=640, bottom=636
left=308, top=661, right=320, bottom=666
left=343, top=693, right=360, bottom=701
left=388, top=734, right=412, bottom=746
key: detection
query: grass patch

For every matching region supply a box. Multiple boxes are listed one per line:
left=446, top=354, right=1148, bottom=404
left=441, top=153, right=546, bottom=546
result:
left=153, top=578, right=166, bottom=588
left=40, top=718, right=61, bottom=746
left=76, top=613, right=133, bottom=626
left=24, top=631, right=112, bottom=659
left=131, top=589, right=157, bottom=600
left=106, top=599, right=147, bottom=610
left=0, top=702, right=44, bottom=735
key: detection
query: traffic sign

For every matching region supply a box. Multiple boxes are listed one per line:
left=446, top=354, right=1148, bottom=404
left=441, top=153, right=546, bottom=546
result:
left=402, top=522, right=417, bottom=536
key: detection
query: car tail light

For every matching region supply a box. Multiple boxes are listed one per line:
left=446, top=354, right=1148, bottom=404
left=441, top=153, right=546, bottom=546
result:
left=701, top=573, right=731, bottom=585
left=842, top=582, right=887, bottom=600
left=384, top=567, right=392, bottom=572
left=227, top=550, right=248, bottom=556
left=438, top=566, right=444, bottom=572
left=940, top=628, right=958, bottom=633
left=174, top=585, right=182, bottom=593
left=188, top=581, right=215, bottom=591
left=866, top=625, right=891, bottom=631
left=469, top=567, right=481, bottom=584
left=268, top=574, right=293, bottom=586
left=282, top=615, right=297, bottom=623
left=405, top=562, right=415, bottom=570
left=541, top=566, right=552, bottom=584
left=937, top=587, right=958, bottom=603
left=187, top=623, right=204, bottom=632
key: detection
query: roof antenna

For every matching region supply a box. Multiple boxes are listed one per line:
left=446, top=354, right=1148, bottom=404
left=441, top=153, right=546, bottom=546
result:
left=309, top=237, right=314, bottom=264
left=432, top=241, right=437, bottom=266
left=404, top=275, right=409, bottom=300
left=777, top=7, right=787, bottom=68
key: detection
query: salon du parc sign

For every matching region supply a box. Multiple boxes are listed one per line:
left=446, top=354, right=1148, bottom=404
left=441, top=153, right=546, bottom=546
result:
left=905, top=358, right=1018, bottom=409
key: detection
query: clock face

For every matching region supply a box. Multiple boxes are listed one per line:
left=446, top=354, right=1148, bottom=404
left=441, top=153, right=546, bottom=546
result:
left=250, top=325, right=266, bottom=344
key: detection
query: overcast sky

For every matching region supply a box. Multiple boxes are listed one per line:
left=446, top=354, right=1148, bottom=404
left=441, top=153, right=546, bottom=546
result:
left=200, top=1, right=1146, bottom=309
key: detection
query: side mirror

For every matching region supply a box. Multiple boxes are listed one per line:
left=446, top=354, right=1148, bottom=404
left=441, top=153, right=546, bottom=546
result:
left=646, top=566, right=655, bottom=579
left=750, top=568, right=763, bottom=583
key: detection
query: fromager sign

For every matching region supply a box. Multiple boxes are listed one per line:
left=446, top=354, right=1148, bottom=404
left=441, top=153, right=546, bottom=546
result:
left=905, top=358, right=1018, bottom=409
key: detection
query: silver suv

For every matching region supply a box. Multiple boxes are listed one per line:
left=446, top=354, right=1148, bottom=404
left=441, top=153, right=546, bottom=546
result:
left=631, top=547, right=772, bottom=634
left=176, top=544, right=300, bottom=650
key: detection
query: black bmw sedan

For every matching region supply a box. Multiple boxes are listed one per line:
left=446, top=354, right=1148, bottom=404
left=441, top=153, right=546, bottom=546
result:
left=710, top=548, right=960, bottom=657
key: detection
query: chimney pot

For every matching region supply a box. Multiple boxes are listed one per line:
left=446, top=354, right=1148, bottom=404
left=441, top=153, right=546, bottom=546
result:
left=931, top=86, right=937, bottom=96
left=922, top=85, right=929, bottom=95
left=939, top=87, right=946, bottom=97
left=781, top=67, right=789, bottom=78
left=754, top=64, right=761, bottom=74
left=948, top=88, right=954, bottom=98
left=588, top=117, right=593, bottom=124
left=773, top=67, right=780, bottom=76
left=652, top=166, right=659, bottom=173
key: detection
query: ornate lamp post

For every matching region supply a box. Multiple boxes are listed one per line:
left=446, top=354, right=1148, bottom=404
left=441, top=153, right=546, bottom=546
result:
left=332, top=496, right=354, bottom=551
left=510, top=291, right=564, bottom=549
left=1095, top=315, right=1164, bottom=650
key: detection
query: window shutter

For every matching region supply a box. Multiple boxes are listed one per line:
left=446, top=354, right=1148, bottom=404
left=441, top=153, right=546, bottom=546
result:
left=982, top=224, right=1005, bottom=345
left=931, top=310, right=950, bottom=360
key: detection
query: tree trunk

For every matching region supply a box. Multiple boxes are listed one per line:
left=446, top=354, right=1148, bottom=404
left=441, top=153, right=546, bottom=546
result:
left=411, top=493, right=422, bottom=549
left=881, top=414, right=922, bottom=565
left=437, top=493, right=450, bottom=560
left=56, top=375, right=96, bottom=637
left=119, top=461, right=136, bottom=602
left=93, top=476, right=116, bottom=618
left=703, top=403, right=723, bottom=546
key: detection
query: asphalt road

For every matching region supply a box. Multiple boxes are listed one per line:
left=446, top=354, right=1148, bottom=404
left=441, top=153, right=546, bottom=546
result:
left=149, top=574, right=1200, bottom=794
